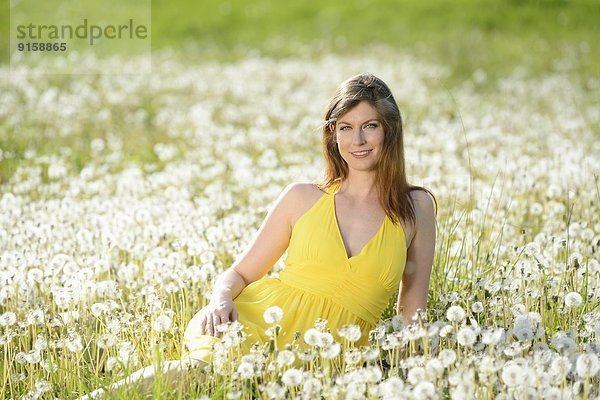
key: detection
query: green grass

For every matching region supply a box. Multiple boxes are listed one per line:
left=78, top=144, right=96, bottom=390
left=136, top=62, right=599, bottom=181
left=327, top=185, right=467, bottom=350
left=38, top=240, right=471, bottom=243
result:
left=1, top=0, right=598, bottom=84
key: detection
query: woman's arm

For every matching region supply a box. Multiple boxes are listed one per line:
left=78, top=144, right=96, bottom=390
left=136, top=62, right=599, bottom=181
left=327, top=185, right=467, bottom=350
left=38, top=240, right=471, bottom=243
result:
left=201, top=182, right=303, bottom=336
left=397, top=190, right=437, bottom=324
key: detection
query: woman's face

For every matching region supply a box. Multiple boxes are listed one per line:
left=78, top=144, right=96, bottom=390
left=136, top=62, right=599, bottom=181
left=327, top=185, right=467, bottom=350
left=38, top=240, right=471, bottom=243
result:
left=335, top=101, right=384, bottom=172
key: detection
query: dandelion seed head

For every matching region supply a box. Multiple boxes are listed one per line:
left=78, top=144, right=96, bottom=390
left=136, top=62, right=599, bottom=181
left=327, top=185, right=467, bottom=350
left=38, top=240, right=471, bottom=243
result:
left=313, top=331, right=334, bottom=348
left=551, top=333, right=577, bottom=355
left=276, top=350, right=295, bottom=367
left=153, top=314, right=172, bottom=333
left=412, top=381, right=436, bottom=399
left=380, top=376, right=404, bottom=397
left=237, top=361, right=254, bottom=379
left=482, top=327, right=505, bottom=345
left=344, top=348, right=362, bottom=365
left=263, top=305, right=283, bottom=324
left=407, top=366, right=426, bottom=385
left=96, top=333, right=117, bottom=349
left=438, top=324, right=454, bottom=338
left=457, top=326, right=477, bottom=347
left=320, top=342, right=341, bottom=359
left=338, top=324, right=362, bottom=342
left=281, top=368, right=303, bottom=387
left=362, top=347, right=380, bottom=362
left=438, top=349, right=457, bottom=367
left=302, top=377, right=322, bottom=396
left=446, top=305, right=466, bottom=323
left=0, top=311, right=17, bottom=327
left=471, top=301, right=484, bottom=313
left=564, top=291, right=583, bottom=308
left=25, top=349, right=41, bottom=364
left=575, top=353, right=599, bottom=378
left=501, top=363, right=524, bottom=387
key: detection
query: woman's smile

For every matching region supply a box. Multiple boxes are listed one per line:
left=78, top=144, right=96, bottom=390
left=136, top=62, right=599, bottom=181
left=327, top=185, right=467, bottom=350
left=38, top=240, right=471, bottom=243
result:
left=350, top=149, right=372, bottom=158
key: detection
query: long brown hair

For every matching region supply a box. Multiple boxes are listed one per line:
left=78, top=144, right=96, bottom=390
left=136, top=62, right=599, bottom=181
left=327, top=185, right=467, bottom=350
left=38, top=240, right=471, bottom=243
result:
left=316, top=73, right=438, bottom=229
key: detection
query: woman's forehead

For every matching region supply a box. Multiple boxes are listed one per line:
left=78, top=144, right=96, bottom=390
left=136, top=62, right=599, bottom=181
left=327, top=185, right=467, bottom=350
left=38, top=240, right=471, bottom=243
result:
left=337, top=101, right=379, bottom=123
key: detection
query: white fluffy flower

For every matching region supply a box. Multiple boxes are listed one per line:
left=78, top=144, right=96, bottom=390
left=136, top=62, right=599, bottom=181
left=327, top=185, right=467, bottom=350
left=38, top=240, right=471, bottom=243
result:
left=304, top=328, right=321, bottom=346
left=26, top=309, right=45, bottom=325
left=118, top=341, right=138, bottom=366
left=481, top=328, right=505, bottom=345
left=315, top=331, right=334, bottom=348
left=320, top=342, right=341, bottom=359
left=471, top=302, right=484, bottom=313
left=302, top=377, right=322, bottom=396
left=412, top=381, right=436, bottom=399
left=263, top=306, right=283, bottom=324
left=501, top=363, right=524, bottom=387
left=513, top=325, right=534, bottom=342
left=65, top=336, right=84, bottom=353
left=438, top=349, right=457, bottom=367
left=513, top=317, right=534, bottom=342
left=457, top=326, right=477, bottom=347
left=96, top=333, right=117, bottom=349
left=25, top=350, right=41, bottom=364
left=281, top=368, right=303, bottom=387
left=550, top=355, right=572, bottom=377
left=426, top=359, right=445, bottom=379
left=380, top=377, right=404, bottom=398
left=91, top=303, right=108, bottom=318
left=337, top=324, right=362, bottom=342
left=529, top=203, right=543, bottom=216
left=0, top=312, right=17, bottom=327
left=551, top=333, right=577, bottom=355
left=564, top=292, right=583, bottom=308
left=439, top=324, right=453, bottom=338
left=446, top=306, right=466, bottom=323
left=575, top=353, right=599, bottom=378
left=407, top=366, right=426, bottom=385
left=237, top=361, right=254, bottom=379
left=344, top=348, right=362, bottom=365
left=277, top=350, right=295, bottom=367
left=153, top=314, right=172, bottom=333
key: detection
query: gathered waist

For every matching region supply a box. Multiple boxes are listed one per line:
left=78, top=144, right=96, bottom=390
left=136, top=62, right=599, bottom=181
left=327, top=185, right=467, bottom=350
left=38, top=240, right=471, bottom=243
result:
left=277, top=266, right=383, bottom=325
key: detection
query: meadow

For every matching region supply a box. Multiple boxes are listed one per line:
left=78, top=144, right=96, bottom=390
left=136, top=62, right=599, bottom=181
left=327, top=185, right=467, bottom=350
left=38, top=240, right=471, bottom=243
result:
left=1, top=47, right=598, bottom=398
left=1, top=1, right=599, bottom=399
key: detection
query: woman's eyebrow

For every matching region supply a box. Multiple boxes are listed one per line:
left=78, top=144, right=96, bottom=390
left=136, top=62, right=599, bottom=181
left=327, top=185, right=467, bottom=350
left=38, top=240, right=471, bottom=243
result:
left=337, top=118, right=379, bottom=125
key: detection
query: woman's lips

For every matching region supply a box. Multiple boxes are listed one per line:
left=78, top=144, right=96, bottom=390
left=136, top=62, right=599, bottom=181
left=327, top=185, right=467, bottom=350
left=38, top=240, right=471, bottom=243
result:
left=351, top=149, right=372, bottom=158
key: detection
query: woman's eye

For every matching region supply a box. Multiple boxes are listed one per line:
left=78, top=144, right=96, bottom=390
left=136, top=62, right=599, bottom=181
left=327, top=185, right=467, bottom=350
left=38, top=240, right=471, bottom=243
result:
left=365, top=123, right=378, bottom=129
left=339, top=126, right=351, bottom=131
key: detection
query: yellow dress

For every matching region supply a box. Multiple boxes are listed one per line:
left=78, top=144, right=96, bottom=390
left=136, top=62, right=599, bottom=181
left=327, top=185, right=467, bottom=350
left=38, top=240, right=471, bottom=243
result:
left=183, top=181, right=407, bottom=363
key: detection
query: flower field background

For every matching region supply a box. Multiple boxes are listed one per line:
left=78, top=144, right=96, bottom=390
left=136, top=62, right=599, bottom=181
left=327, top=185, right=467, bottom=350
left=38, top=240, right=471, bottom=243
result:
left=1, top=1, right=599, bottom=399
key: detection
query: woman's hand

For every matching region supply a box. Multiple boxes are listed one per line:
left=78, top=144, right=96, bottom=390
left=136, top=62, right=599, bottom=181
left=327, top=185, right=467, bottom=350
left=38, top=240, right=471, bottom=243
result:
left=199, top=299, right=239, bottom=338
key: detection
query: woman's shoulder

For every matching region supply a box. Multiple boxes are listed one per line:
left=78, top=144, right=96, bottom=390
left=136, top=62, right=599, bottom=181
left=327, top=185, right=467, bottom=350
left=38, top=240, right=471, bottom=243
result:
left=287, top=181, right=333, bottom=196
left=285, top=182, right=330, bottom=229
left=408, top=188, right=437, bottom=217
left=286, top=182, right=327, bottom=208
left=407, top=189, right=437, bottom=239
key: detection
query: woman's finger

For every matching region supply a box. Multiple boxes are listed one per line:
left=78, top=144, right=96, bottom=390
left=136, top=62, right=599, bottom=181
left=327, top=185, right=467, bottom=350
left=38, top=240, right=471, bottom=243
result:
left=200, top=317, right=206, bottom=335
left=212, top=314, right=220, bottom=337
left=206, top=315, right=213, bottom=336
left=231, top=309, right=238, bottom=322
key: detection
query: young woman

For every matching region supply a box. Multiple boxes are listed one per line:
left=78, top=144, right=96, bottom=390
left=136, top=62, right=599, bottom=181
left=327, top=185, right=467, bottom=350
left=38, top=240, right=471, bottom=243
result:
left=81, top=73, right=437, bottom=399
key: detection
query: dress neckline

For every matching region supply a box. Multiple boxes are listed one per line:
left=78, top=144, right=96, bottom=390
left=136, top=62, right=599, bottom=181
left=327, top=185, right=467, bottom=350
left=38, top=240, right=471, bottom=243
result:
left=330, top=181, right=387, bottom=261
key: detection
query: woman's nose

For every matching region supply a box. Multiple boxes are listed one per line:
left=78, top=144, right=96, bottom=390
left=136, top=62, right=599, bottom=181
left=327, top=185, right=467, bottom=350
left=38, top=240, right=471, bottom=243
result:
left=352, top=127, right=366, bottom=145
